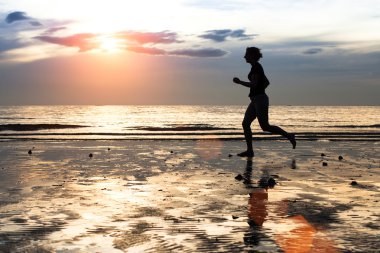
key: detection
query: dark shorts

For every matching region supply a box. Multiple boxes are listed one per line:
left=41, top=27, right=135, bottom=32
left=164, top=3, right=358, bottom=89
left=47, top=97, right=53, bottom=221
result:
left=244, top=94, right=269, bottom=123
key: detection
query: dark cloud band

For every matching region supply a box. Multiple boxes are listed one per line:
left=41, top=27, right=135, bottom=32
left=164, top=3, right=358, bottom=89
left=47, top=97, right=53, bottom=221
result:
left=303, top=48, right=323, bottom=55
left=5, top=12, right=30, bottom=24
left=127, top=46, right=166, bottom=55
left=169, top=48, right=227, bottom=57
left=5, top=11, right=41, bottom=26
left=126, top=46, right=228, bottom=58
left=199, top=29, right=255, bottom=42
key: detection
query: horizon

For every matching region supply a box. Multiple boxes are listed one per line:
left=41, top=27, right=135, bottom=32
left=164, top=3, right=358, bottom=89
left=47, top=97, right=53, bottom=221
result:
left=1, top=0, right=380, bottom=106
left=0, top=104, right=380, bottom=106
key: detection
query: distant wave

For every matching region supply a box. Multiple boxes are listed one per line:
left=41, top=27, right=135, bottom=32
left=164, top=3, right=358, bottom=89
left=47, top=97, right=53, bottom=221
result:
left=130, top=124, right=238, bottom=131
left=0, top=131, right=379, bottom=141
left=328, top=124, right=380, bottom=128
left=0, top=124, right=88, bottom=131
left=0, top=117, right=35, bottom=120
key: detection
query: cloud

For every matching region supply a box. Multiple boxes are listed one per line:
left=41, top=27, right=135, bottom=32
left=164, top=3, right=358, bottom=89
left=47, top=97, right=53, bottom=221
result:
left=29, top=21, right=42, bottom=27
left=303, top=48, right=323, bottom=54
left=169, top=48, right=228, bottom=57
left=117, top=31, right=181, bottom=45
left=4, top=11, right=42, bottom=27
left=5, top=11, right=31, bottom=24
left=43, top=27, right=67, bottom=35
left=263, top=39, right=341, bottom=55
left=199, top=29, right=255, bottom=42
left=126, top=46, right=228, bottom=58
left=0, top=37, right=27, bottom=52
left=35, top=33, right=99, bottom=52
left=285, top=41, right=337, bottom=48
left=0, top=12, right=39, bottom=53
left=127, top=46, right=166, bottom=55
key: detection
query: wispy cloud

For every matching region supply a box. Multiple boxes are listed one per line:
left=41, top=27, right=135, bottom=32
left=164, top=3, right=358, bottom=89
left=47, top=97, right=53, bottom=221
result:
left=34, top=33, right=99, bottom=52
left=42, top=27, right=67, bottom=35
left=29, top=21, right=42, bottom=26
left=0, top=11, right=43, bottom=54
left=127, top=46, right=166, bottom=55
left=118, top=30, right=228, bottom=57
left=303, top=48, right=323, bottom=55
left=263, top=39, right=340, bottom=54
left=117, top=31, right=181, bottom=45
left=0, top=37, right=27, bottom=52
left=169, top=48, right=228, bottom=57
left=3, top=16, right=239, bottom=59
left=199, top=29, right=255, bottom=42
left=126, top=46, right=228, bottom=58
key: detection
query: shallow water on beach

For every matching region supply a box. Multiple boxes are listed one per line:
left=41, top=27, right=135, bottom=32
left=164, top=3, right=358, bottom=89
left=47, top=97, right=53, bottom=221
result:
left=0, top=140, right=379, bottom=252
left=0, top=105, right=379, bottom=141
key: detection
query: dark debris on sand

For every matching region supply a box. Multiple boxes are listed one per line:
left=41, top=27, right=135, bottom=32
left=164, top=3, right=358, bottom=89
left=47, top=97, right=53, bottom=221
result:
left=350, top=180, right=358, bottom=186
left=0, top=124, right=87, bottom=131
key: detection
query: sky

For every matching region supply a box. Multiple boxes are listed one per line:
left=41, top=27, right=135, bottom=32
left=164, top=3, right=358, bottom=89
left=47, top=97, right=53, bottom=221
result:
left=0, top=0, right=379, bottom=105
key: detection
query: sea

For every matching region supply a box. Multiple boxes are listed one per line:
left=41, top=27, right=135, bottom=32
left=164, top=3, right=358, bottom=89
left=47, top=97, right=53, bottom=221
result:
left=0, top=105, right=379, bottom=141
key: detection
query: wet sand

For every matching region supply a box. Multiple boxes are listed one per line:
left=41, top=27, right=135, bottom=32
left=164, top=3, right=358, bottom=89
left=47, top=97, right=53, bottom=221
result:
left=0, top=140, right=379, bottom=252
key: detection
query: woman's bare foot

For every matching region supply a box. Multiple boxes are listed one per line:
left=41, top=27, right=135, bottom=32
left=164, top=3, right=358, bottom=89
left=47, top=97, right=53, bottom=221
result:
left=289, top=133, right=296, bottom=149
left=237, top=150, right=254, bottom=157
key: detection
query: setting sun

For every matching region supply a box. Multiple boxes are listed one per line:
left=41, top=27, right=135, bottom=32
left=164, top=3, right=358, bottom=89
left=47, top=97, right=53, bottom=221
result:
left=98, top=36, right=123, bottom=52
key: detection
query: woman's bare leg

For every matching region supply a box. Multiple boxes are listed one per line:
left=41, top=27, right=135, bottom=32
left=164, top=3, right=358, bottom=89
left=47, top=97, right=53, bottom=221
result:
left=239, top=102, right=256, bottom=157
left=256, top=95, right=296, bottom=149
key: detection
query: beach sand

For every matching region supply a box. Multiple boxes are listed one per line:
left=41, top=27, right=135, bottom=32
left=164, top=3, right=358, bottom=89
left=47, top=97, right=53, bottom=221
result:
left=0, top=139, right=379, bottom=252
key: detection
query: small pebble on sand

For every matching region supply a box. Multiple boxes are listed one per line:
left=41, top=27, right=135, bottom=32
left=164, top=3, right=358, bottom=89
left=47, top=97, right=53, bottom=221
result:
left=232, top=215, right=239, bottom=219
left=350, top=180, right=358, bottom=186
left=89, top=153, right=93, bottom=158
left=235, top=174, right=243, bottom=181
left=323, top=162, right=328, bottom=166
left=339, top=155, right=343, bottom=160
left=28, top=150, right=32, bottom=155
left=321, top=153, right=326, bottom=157
left=228, top=154, right=233, bottom=157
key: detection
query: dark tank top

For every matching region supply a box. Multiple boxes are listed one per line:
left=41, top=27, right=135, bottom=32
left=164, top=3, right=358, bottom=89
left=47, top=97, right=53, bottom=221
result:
left=248, top=62, right=270, bottom=97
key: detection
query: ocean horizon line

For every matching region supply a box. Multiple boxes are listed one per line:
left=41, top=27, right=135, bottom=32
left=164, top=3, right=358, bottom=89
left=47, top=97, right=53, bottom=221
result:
left=0, top=105, right=378, bottom=141
left=0, top=104, right=379, bottom=107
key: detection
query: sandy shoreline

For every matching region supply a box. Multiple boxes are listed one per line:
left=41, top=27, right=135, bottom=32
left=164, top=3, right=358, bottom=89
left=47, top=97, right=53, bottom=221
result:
left=0, top=139, right=379, bottom=252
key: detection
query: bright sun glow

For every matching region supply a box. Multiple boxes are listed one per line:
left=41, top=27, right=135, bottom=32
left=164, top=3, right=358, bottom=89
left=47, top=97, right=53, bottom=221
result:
left=98, top=36, right=124, bottom=52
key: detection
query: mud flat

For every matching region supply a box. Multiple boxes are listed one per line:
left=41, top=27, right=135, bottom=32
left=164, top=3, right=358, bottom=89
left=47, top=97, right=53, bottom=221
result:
left=0, top=139, right=379, bottom=252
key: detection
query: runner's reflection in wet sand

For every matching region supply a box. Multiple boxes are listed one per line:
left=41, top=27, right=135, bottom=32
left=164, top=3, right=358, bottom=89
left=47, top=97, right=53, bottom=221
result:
left=241, top=159, right=338, bottom=252
left=243, top=159, right=271, bottom=247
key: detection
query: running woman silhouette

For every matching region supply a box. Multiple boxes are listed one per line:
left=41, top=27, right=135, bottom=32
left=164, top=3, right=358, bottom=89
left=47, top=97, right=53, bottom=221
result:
left=233, top=47, right=296, bottom=157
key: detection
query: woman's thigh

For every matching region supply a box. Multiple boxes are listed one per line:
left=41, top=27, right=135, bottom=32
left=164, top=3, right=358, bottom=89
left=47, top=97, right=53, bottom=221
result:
left=255, top=95, right=269, bottom=125
left=244, top=102, right=257, bottom=123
